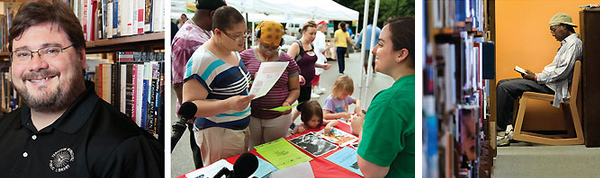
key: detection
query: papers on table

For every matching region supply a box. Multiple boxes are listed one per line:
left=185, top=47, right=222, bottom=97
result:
left=289, top=133, right=339, bottom=157
left=314, top=128, right=358, bottom=147
left=185, top=159, right=232, bottom=178
left=326, top=147, right=364, bottom=177
left=269, top=162, right=315, bottom=178
left=252, top=157, right=279, bottom=178
left=255, top=138, right=313, bottom=170
left=248, top=62, right=289, bottom=99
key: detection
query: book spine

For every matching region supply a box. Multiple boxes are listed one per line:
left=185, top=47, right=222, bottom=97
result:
left=125, top=64, right=134, bottom=120
left=91, top=0, right=97, bottom=41
left=111, top=62, right=117, bottom=107
left=130, top=0, right=136, bottom=35
left=113, top=0, right=118, bottom=37
left=141, top=62, right=149, bottom=130
left=136, top=64, right=144, bottom=128
left=120, top=64, right=127, bottom=113
left=151, top=0, right=162, bottom=32
left=98, top=63, right=103, bottom=98
left=106, top=1, right=113, bottom=39
left=83, top=0, right=89, bottom=41
left=144, top=0, right=152, bottom=32
left=137, top=0, right=144, bottom=34
left=103, top=63, right=112, bottom=104
left=132, top=64, right=139, bottom=125
left=148, top=61, right=159, bottom=134
left=99, top=0, right=106, bottom=39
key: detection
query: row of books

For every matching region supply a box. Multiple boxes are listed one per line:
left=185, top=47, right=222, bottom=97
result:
left=86, top=51, right=165, bottom=137
left=0, top=2, right=20, bottom=53
left=431, top=0, right=484, bottom=31
left=75, top=0, right=165, bottom=41
left=0, top=66, right=19, bottom=113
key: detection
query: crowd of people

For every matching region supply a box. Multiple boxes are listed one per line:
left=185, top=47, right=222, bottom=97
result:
left=171, top=0, right=415, bottom=177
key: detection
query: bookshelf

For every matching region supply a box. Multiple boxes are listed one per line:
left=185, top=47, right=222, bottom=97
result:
left=424, top=0, right=492, bottom=177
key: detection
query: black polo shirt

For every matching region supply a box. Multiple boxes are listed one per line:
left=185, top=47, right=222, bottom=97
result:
left=0, top=81, right=164, bottom=178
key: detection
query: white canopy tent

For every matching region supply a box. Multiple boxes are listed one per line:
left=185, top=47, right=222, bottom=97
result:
left=171, top=0, right=359, bottom=22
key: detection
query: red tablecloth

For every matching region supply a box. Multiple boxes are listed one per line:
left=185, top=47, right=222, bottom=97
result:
left=177, top=122, right=362, bottom=178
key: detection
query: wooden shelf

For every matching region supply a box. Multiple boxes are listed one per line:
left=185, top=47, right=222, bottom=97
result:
left=0, top=32, right=165, bottom=56
left=86, top=32, right=165, bottom=53
left=86, top=32, right=164, bottom=48
left=0, top=52, right=9, bottom=61
left=433, top=28, right=455, bottom=35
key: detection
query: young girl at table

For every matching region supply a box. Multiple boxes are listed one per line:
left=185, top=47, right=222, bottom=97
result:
left=323, top=75, right=362, bottom=120
left=293, top=101, right=339, bottom=134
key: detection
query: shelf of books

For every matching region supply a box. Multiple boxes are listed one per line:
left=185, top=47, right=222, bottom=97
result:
left=423, top=0, right=494, bottom=178
left=0, top=1, right=165, bottom=140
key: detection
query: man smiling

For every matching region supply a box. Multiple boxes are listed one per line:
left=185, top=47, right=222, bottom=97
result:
left=0, top=2, right=163, bottom=177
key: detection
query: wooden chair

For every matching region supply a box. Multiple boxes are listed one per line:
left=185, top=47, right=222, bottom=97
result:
left=513, top=60, right=583, bottom=145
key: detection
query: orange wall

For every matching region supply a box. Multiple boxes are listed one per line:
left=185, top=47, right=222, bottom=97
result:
left=495, top=0, right=593, bottom=130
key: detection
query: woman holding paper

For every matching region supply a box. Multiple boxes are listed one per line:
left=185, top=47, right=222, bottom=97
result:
left=183, top=6, right=254, bottom=165
left=241, top=21, right=301, bottom=148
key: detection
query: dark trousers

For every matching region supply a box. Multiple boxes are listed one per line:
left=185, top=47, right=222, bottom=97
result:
left=496, top=78, right=554, bottom=130
left=187, top=123, right=203, bottom=168
left=337, top=47, right=347, bottom=74
left=363, top=50, right=376, bottom=73
left=296, top=86, right=312, bottom=111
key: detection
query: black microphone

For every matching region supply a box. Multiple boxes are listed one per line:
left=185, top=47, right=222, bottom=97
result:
left=171, top=102, right=198, bottom=151
left=231, top=153, right=259, bottom=178
left=213, top=153, right=259, bottom=178
left=178, top=102, right=198, bottom=119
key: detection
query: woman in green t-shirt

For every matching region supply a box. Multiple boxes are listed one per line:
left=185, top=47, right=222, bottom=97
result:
left=356, top=17, right=415, bottom=178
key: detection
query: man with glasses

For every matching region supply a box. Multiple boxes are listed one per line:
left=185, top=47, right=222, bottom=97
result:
left=171, top=0, right=226, bottom=169
left=0, top=2, right=163, bottom=177
left=496, top=13, right=582, bottom=146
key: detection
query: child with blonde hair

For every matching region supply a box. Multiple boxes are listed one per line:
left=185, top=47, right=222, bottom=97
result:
left=323, top=75, right=361, bottom=120
left=293, top=101, right=339, bottom=134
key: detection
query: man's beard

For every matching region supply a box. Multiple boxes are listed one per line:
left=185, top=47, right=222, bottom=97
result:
left=14, top=63, right=85, bottom=113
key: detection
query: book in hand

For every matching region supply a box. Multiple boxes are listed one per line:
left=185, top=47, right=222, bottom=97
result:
left=514, top=66, right=527, bottom=74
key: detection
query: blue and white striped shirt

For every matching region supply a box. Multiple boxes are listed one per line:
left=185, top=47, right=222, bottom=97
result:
left=184, top=46, right=251, bottom=130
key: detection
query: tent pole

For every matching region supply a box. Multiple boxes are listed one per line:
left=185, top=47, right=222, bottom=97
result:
left=366, top=0, right=380, bottom=89
left=358, top=0, right=370, bottom=110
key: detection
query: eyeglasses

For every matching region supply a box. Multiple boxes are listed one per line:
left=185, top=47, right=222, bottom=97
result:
left=220, top=29, right=251, bottom=41
left=11, top=45, right=74, bottom=61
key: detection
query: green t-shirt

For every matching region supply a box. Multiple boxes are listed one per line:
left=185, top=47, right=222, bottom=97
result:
left=357, top=74, right=415, bottom=178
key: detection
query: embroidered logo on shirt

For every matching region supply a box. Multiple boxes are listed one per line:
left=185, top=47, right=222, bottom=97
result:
left=49, top=148, right=74, bottom=172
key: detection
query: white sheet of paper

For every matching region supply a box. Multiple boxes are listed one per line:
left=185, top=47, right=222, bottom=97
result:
left=185, top=159, right=233, bottom=178
left=515, top=66, right=527, bottom=74
left=269, top=162, right=314, bottom=178
left=248, top=62, right=289, bottom=99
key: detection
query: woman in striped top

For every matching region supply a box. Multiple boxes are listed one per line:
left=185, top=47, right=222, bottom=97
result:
left=241, top=21, right=301, bottom=148
left=182, top=6, right=253, bottom=165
